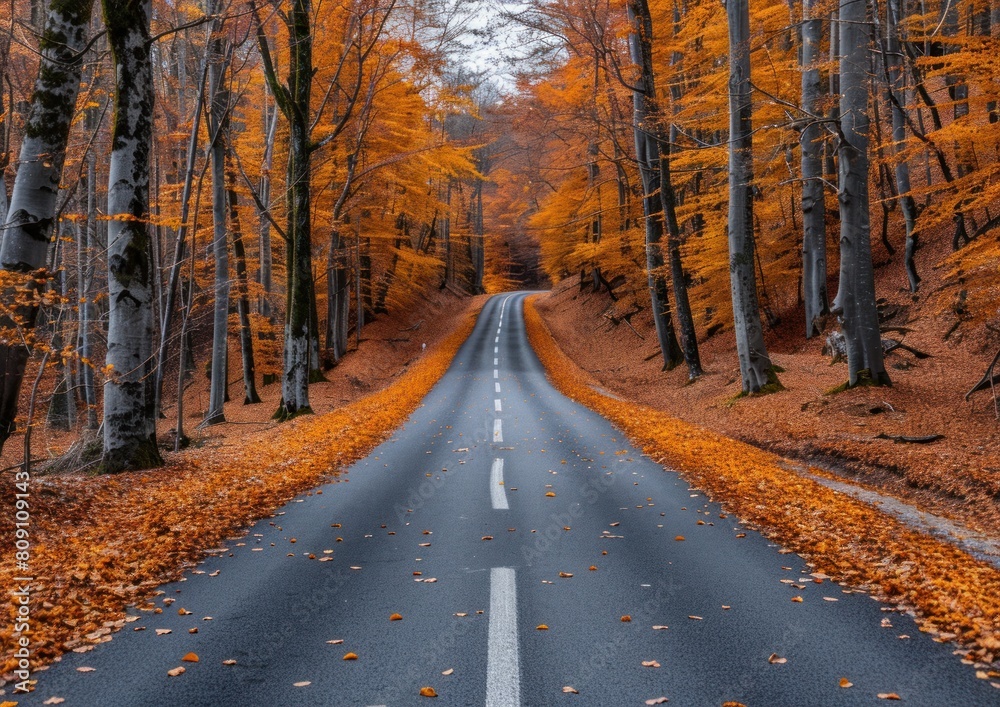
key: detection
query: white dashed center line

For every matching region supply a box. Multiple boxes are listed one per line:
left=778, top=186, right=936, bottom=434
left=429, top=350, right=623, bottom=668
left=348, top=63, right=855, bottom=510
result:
left=495, top=382, right=501, bottom=393
left=490, top=458, right=508, bottom=510
left=493, top=419, right=503, bottom=442
left=495, top=399, right=502, bottom=412
left=487, top=568, right=520, bottom=707
left=494, top=370, right=499, bottom=379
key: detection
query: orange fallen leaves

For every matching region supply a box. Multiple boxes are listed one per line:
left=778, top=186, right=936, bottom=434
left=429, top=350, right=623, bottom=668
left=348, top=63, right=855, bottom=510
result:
left=877, top=693, right=902, bottom=700
left=343, top=652, right=359, bottom=661
left=523, top=297, right=1000, bottom=663
left=390, top=613, right=403, bottom=621
left=419, top=686, right=438, bottom=697
left=0, top=305, right=484, bottom=678
left=181, top=652, right=199, bottom=663
left=839, top=677, right=853, bottom=688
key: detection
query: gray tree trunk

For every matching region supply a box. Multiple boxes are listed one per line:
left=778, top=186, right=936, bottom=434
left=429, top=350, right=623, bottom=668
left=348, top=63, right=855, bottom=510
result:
left=884, top=0, right=919, bottom=290
left=226, top=151, right=261, bottom=404
left=258, top=102, right=277, bottom=319
left=626, top=0, right=683, bottom=371
left=726, top=0, right=777, bottom=393
left=205, top=19, right=230, bottom=425
left=0, top=0, right=96, bottom=452
left=80, top=154, right=98, bottom=429
left=101, top=0, right=163, bottom=471
left=836, top=0, right=891, bottom=388
left=256, top=0, right=314, bottom=419
left=800, top=0, right=829, bottom=338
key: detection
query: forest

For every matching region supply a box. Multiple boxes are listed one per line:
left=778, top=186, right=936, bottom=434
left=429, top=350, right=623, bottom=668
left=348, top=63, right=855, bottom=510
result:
left=1, top=0, right=999, bottom=473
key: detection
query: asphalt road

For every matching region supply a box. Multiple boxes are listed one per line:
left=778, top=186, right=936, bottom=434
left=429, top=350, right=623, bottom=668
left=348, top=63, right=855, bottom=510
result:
left=14, top=293, right=998, bottom=706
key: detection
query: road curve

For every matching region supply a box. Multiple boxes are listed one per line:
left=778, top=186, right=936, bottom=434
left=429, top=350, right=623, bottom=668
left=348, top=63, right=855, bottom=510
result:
left=15, top=293, right=996, bottom=706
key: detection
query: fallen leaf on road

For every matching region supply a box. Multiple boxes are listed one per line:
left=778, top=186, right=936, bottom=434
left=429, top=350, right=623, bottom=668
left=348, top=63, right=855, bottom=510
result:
left=688, top=616, right=703, bottom=621
left=350, top=566, right=362, bottom=570
left=442, top=668, right=454, bottom=676
left=182, top=652, right=199, bottom=663
left=877, top=694, right=902, bottom=700
left=419, top=543, right=431, bottom=547
left=674, top=536, right=685, bottom=541
left=390, top=613, right=403, bottom=621
left=455, top=612, right=468, bottom=617
left=76, top=667, right=96, bottom=673
left=645, top=699, right=669, bottom=705
left=621, top=615, right=632, bottom=622
left=559, top=572, right=573, bottom=578
left=188, top=628, right=198, bottom=634
left=482, top=536, right=493, bottom=541
left=419, top=686, right=438, bottom=697
left=155, top=629, right=172, bottom=636
left=223, top=660, right=237, bottom=666
left=326, top=639, right=344, bottom=645
left=791, top=596, right=803, bottom=603
left=545, top=492, right=556, bottom=497
left=536, top=624, right=549, bottom=630
left=768, top=654, right=786, bottom=664
left=343, top=652, right=358, bottom=660
left=641, top=660, right=661, bottom=668
left=562, top=686, right=578, bottom=694
left=722, top=605, right=731, bottom=610
left=652, top=625, right=668, bottom=630
left=424, top=577, right=438, bottom=583
left=824, top=597, right=838, bottom=602
left=294, top=681, right=311, bottom=687
left=167, top=667, right=185, bottom=677
left=839, top=678, right=853, bottom=688
left=43, top=698, right=65, bottom=705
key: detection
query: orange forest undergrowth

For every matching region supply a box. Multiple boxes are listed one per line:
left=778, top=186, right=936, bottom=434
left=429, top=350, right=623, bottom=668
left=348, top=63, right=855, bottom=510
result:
left=0, top=303, right=483, bottom=680
left=523, top=296, right=1000, bottom=667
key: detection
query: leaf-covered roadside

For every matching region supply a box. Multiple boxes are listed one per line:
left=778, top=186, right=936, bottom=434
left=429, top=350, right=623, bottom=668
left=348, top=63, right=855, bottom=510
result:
left=524, top=296, right=1000, bottom=667
left=0, top=303, right=482, bottom=680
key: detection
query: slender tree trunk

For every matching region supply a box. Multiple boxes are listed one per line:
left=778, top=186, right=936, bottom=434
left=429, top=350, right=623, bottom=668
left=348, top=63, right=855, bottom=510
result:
left=727, top=0, right=777, bottom=394
left=258, top=100, right=277, bottom=319
left=153, top=27, right=210, bottom=419
left=836, top=0, right=891, bottom=388
left=883, top=0, right=919, bottom=290
left=226, top=152, right=261, bottom=404
left=801, top=0, right=829, bottom=338
left=0, top=0, right=96, bottom=453
left=80, top=154, right=98, bottom=429
left=626, top=0, right=683, bottom=371
left=205, top=19, right=230, bottom=425
left=101, top=0, right=163, bottom=472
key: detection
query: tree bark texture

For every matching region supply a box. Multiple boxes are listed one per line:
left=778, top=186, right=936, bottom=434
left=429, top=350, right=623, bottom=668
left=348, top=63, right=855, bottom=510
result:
left=837, top=0, right=891, bottom=387
left=726, top=0, right=775, bottom=393
left=626, top=0, right=683, bottom=371
left=800, top=0, right=829, bottom=338
left=0, top=0, right=96, bottom=452
left=101, top=0, right=163, bottom=471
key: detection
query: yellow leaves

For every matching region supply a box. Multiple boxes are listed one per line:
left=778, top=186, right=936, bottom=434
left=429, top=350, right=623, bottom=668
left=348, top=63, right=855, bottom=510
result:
left=536, top=624, right=549, bottom=630
left=419, top=686, right=438, bottom=697
left=790, top=596, right=803, bottom=603
left=545, top=491, right=556, bottom=497
left=343, top=652, right=359, bottom=661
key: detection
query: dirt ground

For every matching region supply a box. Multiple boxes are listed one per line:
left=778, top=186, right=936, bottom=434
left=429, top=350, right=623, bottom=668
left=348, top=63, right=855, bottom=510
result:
left=535, top=238, right=1000, bottom=541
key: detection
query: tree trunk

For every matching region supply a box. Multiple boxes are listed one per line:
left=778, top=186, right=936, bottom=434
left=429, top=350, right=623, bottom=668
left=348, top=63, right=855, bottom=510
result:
left=626, top=0, right=683, bottom=371
left=226, top=151, right=261, bottom=404
left=101, top=0, right=163, bottom=472
left=256, top=0, right=314, bottom=419
left=884, top=0, right=919, bottom=290
left=727, top=0, right=777, bottom=394
left=801, top=0, right=829, bottom=338
left=205, top=20, right=230, bottom=424
left=836, top=0, right=891, bottom=388
left=258, top=99, right=277, bottom=319
left=0, top=0, right=96, bottom=453
left=80, top=154, right=98, bottom=429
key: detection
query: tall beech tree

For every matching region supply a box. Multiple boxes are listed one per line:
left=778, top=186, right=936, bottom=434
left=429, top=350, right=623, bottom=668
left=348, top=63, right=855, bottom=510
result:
left=101, top=0, right=162, bottom=471
left=725, top=0, right=777, bottom=394
left=800, top=0, right=828, bottom=338
left=0, top=0, right=97, bottom=453
left=626, top=0, right=683, bottom=371
left=835, top=0, right=890, bottom=388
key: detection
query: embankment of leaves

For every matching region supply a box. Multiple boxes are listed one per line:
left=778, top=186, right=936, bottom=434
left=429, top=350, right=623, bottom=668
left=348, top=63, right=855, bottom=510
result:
left=0, top=301, right=482, bottom=680
left=524, top=296, right=1000, bottom=666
